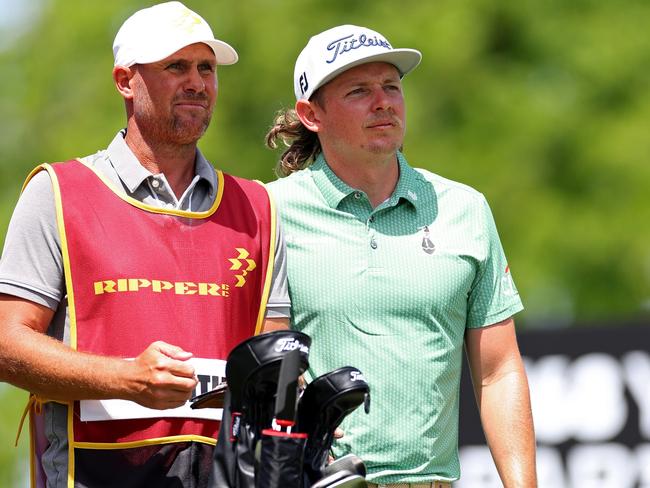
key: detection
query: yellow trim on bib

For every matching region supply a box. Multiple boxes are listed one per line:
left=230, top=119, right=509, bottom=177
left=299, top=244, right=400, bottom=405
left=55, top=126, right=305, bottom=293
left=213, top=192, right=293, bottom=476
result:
left=77, top=159, right=224, bottom=219
left=31, top=165, right=80, bottom=352
left=254, top=182, right=276, bottom=336
left=24, top=164, right=85, bottom=487
left=67, top=400, right=75, bottom=488
left=73, top=434, right=217, bottom=450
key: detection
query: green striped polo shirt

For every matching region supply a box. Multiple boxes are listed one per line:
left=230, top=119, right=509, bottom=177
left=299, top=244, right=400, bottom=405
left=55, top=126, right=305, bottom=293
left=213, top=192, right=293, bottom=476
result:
left=266, top=152, right=523, bottom=484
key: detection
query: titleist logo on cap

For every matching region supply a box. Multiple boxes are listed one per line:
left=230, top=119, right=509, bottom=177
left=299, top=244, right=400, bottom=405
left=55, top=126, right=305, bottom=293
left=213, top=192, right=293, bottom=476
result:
left=293, top=24, right=422, bottom=100
left=325, top=33, right=392, bottom=64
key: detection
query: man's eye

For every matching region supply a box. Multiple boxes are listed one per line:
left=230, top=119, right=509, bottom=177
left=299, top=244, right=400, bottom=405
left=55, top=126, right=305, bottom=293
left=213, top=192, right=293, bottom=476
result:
left=347, top=88, right=365, bottom=96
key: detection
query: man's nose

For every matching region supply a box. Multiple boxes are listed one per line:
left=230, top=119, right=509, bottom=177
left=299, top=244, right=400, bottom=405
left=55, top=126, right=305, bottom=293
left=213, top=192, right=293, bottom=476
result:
left=184, top=68, right=205, bottom=92
left=371, top=87, right=391, bottom=111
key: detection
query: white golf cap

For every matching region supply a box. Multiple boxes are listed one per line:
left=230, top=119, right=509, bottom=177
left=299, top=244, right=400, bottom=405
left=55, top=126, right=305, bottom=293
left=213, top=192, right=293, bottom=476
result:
left=113, top=1, right=238, bottom=67
left=294, top=24, right=421, bottom=101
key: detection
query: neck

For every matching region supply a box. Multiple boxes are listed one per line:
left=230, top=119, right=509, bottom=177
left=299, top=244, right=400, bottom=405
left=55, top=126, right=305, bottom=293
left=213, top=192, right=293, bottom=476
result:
left=124, top=125, right=197, bottom=200
left=325, top=151, right=399, bottom=208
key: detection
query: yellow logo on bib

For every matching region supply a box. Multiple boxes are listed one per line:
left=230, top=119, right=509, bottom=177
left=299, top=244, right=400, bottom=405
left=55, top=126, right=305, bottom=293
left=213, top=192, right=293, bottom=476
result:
left=228, top=248, right=257, bottom=287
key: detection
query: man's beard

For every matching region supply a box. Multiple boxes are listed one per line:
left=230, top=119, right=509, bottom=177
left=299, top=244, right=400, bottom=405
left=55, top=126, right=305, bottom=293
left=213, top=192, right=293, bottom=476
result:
left=135, top=96, right=213, bottom=146
left=168, top=110, right=212, bottom=145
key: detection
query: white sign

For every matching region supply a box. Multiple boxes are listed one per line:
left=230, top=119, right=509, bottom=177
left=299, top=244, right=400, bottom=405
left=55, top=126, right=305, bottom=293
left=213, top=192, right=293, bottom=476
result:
left=80, top=358, right=226, bottom=422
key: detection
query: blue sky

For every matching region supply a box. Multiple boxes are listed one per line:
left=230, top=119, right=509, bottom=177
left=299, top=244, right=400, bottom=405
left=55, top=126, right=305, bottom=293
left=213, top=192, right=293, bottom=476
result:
left=0, top=0, right=45, bottom=51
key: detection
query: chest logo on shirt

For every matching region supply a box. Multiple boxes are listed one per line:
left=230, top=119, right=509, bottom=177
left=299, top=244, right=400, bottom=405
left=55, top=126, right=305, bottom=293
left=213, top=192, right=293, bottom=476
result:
left=421, top=226, right=435, bottom=254
left=228, top=248, right=257, bottom=287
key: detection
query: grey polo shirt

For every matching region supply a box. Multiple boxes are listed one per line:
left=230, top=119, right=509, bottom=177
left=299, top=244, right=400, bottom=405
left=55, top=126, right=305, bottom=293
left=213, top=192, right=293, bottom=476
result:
left=0, top=130, right=290, bottom=343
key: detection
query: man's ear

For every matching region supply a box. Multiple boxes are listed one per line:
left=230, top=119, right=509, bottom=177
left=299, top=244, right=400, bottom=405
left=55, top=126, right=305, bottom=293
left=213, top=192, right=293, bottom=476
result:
left=295, top=99, right=321, bottom=133
left=113, top=66, right=135, bottom=100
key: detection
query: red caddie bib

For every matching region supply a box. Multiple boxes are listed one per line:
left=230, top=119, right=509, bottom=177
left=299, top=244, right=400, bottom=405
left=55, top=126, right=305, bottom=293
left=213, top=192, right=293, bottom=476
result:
left=25, top=159, right=275, bottom=487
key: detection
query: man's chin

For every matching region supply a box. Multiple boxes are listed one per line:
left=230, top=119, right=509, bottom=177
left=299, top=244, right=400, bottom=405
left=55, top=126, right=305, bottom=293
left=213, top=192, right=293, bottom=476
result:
left=174, top=131, right=206, bottom=145
left=171, top=121, right=210, bottom=145
left=367, top=140, right=403, bottom=155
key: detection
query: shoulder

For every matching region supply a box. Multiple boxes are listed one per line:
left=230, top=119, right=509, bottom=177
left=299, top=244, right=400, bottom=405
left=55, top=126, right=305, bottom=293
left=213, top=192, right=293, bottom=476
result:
left=413, top=167, right=485, bottom=200
left=78, top=150, right=109, bottom=168
left=221, top=171, right=263, bottom=190
left=411, top=166, right=490, bottom=209
left=265, top=170, right=314, bottom=201
left=266, top=169, right=312, bottom=189
left=220, top=172, right=273, bottom=209
left=23, top=167, right=54, bottom=191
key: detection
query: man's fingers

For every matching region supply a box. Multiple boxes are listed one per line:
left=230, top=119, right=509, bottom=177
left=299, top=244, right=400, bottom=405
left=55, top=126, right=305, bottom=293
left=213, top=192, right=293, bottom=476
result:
left=145, top=341, right=196, bottom=378
left=135, top=368, right=197, bottom=409
left=165, top=359, right=197, bottom=379
left=153, top=340, right=194, bottom=361
left=130, top=342, right=200, bottom=408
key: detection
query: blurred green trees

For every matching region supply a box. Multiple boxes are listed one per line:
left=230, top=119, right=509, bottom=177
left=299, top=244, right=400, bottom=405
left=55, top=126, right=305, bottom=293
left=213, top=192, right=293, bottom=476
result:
left=2, top=0, right=649, bottom=325
left=1, top=0, right=649, bottom=483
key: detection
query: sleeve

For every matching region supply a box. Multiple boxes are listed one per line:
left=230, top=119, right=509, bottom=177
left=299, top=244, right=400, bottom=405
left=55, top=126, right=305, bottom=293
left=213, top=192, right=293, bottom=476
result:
left=0, top=170, right=64, bottom=309
left=263, top=206, right=291, bottom=319
left=466, top=196, right=524, bottom=328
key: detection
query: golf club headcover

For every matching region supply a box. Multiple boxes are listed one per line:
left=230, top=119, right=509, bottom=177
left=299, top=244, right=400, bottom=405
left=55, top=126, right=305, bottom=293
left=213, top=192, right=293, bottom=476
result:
left=297, top=367, right=370, bottom=483
left=210, top=331, right=311, bottom=488
left=227, top=330, right=310, bottom=434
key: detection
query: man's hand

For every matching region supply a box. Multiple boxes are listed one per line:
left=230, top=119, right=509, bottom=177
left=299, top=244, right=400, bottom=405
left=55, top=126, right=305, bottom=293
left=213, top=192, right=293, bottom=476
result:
left=129, top=341, right=198, bottom=409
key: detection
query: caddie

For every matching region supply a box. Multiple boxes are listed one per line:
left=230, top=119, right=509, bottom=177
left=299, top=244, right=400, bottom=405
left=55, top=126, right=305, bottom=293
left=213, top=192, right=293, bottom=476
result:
left=0, top=2, right=289, bottom=487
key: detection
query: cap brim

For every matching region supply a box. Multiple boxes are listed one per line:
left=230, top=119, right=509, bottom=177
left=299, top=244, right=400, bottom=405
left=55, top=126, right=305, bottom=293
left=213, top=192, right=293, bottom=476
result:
left=129, top=38, right=239, bottom=66
left=204, top=39, right=238, bottom=65
left=314, top=48, right=421, bottom=97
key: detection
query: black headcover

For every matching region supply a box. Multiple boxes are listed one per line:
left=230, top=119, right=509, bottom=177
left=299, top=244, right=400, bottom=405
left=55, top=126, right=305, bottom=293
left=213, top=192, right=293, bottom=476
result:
left=227, top=330, right=310, bottom=421
left=209, top=330, right=311, bottom=488
left=297, top=367, right=371, bottom=483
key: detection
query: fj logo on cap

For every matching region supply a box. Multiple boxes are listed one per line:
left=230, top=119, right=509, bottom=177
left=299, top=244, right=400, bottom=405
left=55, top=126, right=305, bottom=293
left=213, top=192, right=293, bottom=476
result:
left=299, top=72, right=309, bottom=95
left=325, top=33, right=391, bottom=64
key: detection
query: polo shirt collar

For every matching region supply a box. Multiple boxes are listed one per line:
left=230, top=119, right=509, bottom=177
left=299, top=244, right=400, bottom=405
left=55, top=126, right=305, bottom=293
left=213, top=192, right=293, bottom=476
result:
left=310, top=151, right=422, bottom=210
left=390, top=151, right=421, bottom=208
left=310, top=154, right=352, bottom=209
left=106, top=130, right=217, bottom=194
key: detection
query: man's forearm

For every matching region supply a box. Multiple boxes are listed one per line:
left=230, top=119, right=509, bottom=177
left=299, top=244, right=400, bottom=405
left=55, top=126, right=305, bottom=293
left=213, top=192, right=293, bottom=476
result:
left=0, top=300, right=197, bottom=409
left=0, top=317, right=152, bottom=401
left=477, top=366, right=537, bottom=487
